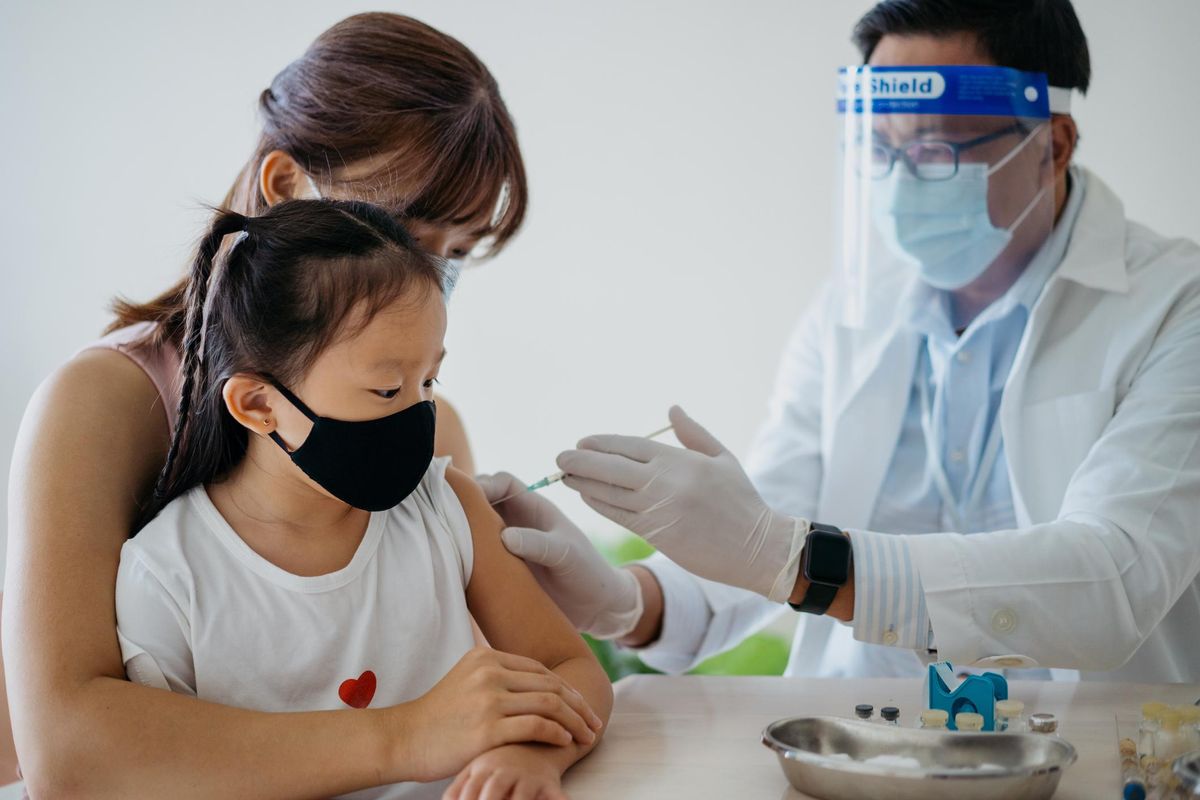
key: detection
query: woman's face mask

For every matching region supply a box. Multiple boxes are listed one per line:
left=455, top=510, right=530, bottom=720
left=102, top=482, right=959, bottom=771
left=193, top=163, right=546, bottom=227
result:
left=871, top=124, right=1048, bottom=291
left=268, top=379, right=437, bottom=512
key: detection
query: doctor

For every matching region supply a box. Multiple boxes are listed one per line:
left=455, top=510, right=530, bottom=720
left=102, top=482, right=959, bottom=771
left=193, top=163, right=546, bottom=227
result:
left=481, top=0, right=1200, bottom=682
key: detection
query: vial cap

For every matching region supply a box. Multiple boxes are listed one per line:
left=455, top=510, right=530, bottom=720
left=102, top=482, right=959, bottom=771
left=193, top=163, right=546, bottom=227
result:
left=920, top=709, right=949, bottom=726
left=1029, top=713, right=1058, bottom=733
left=855, top=704, right=874, bottom=719
left=996, top=699, right=1025, bottom=716
left=1175, top=705, right=1200, bottom=724
left=1142, top=702, right=1168, bottom=721
left=955, top=712, right=984, bottom=731
left=881, top=706, right=900, bottom=721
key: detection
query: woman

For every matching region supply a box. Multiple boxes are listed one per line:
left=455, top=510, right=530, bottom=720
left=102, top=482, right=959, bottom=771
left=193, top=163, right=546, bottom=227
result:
left=2, top=13, right=575, bottom=797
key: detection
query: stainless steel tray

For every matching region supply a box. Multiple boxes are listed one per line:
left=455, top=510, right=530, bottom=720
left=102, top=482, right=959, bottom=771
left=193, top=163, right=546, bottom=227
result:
left=762, top=716, right=1076, bottom=800
left=1174, top=749, right=1200, bottom=797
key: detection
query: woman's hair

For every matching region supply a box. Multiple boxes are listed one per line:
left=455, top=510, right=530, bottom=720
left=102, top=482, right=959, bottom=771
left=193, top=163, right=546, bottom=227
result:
left=139, top=199, right=448, bottom=531
left=111, top=12, right=524, bottom=343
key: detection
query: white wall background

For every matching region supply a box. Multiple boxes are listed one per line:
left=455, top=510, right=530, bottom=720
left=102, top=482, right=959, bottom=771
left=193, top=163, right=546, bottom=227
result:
left=2, top=0, right=1199, bottom=577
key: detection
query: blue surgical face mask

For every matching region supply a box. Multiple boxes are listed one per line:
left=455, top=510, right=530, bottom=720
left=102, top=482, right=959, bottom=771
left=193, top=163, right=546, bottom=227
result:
left=872, top=125, right=1047, bottom=291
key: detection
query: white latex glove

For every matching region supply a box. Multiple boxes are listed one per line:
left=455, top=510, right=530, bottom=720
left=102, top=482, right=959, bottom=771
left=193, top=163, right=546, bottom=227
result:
left=476, top=471, right=645, bottom=640
left=556, top=406, right=808, bottom=603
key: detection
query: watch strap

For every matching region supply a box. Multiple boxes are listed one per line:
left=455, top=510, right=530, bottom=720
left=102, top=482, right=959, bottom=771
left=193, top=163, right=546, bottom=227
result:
left=790, top=581, right=838, bottom=615
left=788, top=522, right=849, bottom=615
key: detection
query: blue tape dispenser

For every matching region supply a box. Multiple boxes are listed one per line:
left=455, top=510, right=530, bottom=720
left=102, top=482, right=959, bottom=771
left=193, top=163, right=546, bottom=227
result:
left=927, top=661, right=1008, bottom=731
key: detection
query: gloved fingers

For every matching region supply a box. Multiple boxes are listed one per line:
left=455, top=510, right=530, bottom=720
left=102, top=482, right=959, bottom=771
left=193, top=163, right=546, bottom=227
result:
left=556, top=448, right=651, bottom=490
left=669, top=405, right=726, bottom=458
left=500, top=527, right=574, bottom=570
left=480, top=475, right=570, bottom=530
left=574, top=433, right=670, bottom=463
left=577, top=492, right=640, bottom=534
left=476, top=471, right=526, bottom=503
left=488, top=490, right=545, bottom=529
left=561, top=474, right=652, bottom=514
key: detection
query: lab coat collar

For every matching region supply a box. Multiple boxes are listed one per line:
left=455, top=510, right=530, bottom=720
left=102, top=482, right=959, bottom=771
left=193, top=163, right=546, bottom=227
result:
left=1049, top=166, right=1130, bottom=295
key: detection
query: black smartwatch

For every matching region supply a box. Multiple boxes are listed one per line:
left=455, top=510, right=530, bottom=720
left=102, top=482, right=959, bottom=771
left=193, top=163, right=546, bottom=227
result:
left=788, top=522, right=852, bottom=615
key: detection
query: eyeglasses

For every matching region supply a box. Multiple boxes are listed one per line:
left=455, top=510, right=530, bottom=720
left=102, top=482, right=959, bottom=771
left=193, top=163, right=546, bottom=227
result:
left=857, top=123, right=1029, bottom=181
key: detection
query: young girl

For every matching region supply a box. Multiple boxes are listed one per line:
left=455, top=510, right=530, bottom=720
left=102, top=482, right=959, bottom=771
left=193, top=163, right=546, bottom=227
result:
left=114, top=200, right=611, bottom=799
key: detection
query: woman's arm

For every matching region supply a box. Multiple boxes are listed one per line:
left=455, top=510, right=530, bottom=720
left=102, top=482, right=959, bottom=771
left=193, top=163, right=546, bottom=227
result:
left=0, top=594, right=16, bottom=783
left=433, top=395, right=475, bottom=477
left=446, top=469, right=613, bottom=773
left=3, top=350, right=412, bottom=798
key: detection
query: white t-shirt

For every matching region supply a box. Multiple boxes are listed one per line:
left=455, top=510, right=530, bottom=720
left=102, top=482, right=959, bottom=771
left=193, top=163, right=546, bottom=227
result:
left=115, top=457, right=477, bottom=799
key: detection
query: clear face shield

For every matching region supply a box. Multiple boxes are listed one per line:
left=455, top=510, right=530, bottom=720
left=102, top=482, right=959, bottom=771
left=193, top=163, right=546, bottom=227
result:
left=834, top=66, right=1060, bottom=326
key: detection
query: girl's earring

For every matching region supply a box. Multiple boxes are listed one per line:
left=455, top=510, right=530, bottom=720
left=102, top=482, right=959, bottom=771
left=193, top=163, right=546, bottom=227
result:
left=263, top=419, right=271, bottom=426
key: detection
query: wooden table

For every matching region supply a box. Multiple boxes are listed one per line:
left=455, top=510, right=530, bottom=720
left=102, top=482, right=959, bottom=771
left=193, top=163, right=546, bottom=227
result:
left=562, top=675, right=1200, bottom=799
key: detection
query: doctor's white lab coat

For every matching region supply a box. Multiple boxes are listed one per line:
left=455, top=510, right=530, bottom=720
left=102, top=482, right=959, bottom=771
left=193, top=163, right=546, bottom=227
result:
left=641, top=168, right=1200, bottom=683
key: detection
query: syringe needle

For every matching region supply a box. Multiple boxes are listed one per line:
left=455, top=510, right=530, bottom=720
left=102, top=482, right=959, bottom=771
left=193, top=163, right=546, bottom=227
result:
left=643, top=423, right=674, bottom=440
left=490, top=424, right=674, bottom=506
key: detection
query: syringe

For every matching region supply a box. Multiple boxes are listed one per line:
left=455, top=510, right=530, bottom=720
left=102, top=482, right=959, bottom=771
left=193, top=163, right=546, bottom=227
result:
left=490, top=424, right=675, bottom=506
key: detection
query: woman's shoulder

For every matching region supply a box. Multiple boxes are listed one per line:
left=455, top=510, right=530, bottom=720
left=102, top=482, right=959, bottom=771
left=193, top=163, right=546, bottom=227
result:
left=21, top=345, right=173, bottom=492
left=75, top=322, right=182, bottom=431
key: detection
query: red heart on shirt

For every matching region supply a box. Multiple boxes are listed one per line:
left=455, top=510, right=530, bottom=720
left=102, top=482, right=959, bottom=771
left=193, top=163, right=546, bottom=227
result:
left=338, top=670, right=377, bottom=709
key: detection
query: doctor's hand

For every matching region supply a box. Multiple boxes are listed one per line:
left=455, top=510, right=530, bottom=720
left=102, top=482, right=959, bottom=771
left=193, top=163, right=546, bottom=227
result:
left=557, top=406, right=808, bottom=603
left=477, top=472, right=645, bottom=640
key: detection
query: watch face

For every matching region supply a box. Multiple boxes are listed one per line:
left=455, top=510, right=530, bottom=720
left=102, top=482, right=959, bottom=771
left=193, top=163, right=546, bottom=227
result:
left=803, top=530, right=851, bottom=585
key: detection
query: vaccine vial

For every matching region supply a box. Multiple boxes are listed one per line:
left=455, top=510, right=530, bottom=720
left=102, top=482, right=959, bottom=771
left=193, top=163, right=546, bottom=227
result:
left=1176, top=705, right=1200, bottom=753
left=955, top=712, right=985, bottom=732
left=854, top=704, right=874, bottom=722
left=919, top=709, right=949, bottom=730
left=880, top=706, right=900, bottom=726
left=1138, top=718, right=1160, bottom=760
left=995, top=699, right=1026, bottom=733
left=1154, top=711, right=1184, bottom=761
left=1028, top=713, right=1059, bottom=736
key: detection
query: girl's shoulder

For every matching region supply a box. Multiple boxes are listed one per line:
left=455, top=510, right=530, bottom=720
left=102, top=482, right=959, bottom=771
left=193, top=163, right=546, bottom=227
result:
left=117, top=486, right=212, bottom=611
left=120, top=486, right=214, bottom=577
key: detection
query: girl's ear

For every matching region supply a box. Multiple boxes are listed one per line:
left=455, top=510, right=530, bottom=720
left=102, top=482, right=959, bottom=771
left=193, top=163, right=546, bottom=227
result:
left=258, top=150, right=314, bottom=207
left=223, top=375, right=277, bottom=434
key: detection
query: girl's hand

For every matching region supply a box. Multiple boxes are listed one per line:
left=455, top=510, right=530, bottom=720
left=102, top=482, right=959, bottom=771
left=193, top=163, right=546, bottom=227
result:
left=394, top=647, right=601, bottom=782
left=443, top=744, right=566, bottom=800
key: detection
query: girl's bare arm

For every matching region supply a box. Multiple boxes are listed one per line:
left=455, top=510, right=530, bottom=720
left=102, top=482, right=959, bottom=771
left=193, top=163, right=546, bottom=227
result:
left=448, top=468, right=614, bottom=775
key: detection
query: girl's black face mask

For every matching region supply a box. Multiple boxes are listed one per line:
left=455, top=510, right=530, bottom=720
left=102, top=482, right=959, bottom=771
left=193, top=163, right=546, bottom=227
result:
left=267, top=379, right=436, bottom=511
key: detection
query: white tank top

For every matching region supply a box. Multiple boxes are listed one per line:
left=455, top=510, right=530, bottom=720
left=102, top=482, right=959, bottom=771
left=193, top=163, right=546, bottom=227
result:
left=115, top=457, right=477, bottom=799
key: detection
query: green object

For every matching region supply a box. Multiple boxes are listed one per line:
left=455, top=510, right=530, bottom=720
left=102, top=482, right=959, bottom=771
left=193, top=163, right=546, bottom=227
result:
left=603, top=535, right=656, bottom=566
left=689, top=632, right=790, bottom=676
left=584, top=531, right=790, bottom=681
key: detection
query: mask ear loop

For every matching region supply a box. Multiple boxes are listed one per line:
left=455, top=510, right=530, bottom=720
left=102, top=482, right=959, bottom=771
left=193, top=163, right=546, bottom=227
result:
left=986, top=123, right=1047, bottom=176
left=262, top=377, right=320, bottom=453
left=985, top=123, right=1052, bottom=235
left=1002, top=183, right=1051, bottom=236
